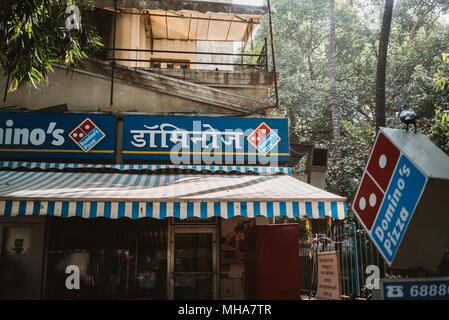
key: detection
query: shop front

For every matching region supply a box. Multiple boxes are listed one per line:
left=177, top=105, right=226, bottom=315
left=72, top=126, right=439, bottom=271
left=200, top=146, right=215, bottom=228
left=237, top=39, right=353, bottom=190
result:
left=0, top=112, right=347, bottom=299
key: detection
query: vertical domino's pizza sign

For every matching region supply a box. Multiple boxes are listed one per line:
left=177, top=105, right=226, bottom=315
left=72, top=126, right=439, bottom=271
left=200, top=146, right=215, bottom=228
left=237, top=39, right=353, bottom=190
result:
left=352, top=132, right=427, bottom=265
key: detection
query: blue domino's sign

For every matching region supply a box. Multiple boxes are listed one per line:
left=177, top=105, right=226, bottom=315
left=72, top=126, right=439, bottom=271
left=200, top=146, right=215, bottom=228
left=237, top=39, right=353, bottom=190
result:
left=371, top=155, right=427, bottom=264
left=122, top=115, right=290, bottom=164
left=0, top=112, right=116, bottom=160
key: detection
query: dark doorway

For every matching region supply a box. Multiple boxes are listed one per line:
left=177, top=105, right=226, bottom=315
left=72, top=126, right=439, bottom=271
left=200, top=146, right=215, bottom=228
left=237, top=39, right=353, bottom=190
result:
left=45, top=217, right=167, bottom=299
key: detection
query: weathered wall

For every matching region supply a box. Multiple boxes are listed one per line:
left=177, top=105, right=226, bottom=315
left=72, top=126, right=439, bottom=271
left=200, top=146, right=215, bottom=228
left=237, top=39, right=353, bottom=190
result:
left=196, top=41, right=234, bottom=71
left=107, top=13, right=198, bottom=69
left=0, top=67, right=226, bottom=114
left=147, top=68, right=273, bottom=101
left=151, top=39, right=197, bottom=68
left=0, top=63, right=272, bottom=114
left=108, top=12, right=150, bottom=68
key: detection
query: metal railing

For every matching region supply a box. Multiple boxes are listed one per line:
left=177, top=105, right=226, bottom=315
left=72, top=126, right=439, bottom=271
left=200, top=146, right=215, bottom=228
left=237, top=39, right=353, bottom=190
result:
left=100, top=41, right=269, bottom=71
left=300, top=221, right=449, bottom=300
left=300, top=222, right=387, bottom=299
left=105, top=0, right=279, bottom=108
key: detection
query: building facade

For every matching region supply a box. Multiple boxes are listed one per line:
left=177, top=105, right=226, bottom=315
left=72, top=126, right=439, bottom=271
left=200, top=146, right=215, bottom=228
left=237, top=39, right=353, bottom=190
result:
left=0, top=1, right=346, bottom=300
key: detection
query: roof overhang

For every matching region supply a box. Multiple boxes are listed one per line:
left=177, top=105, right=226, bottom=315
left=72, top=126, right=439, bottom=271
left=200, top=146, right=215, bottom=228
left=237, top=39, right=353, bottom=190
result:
left=101, top=7, right=261, bottom=42
left=146, top=10, right=260, bottom=42
left=84, top=0, right=269, bottom=15
left=0, top=163, right=347, bottom=220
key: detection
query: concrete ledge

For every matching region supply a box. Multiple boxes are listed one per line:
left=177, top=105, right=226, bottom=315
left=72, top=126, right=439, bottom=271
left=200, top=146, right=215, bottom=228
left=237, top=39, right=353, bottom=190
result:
left=76, top=59, right=271, bottom=113
left=1, top=59, right=273, bottom=115
left=144, top=68, right=276, bottom=89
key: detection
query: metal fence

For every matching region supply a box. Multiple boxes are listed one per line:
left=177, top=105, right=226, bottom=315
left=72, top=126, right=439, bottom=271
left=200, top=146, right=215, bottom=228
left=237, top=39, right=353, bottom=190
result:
left=100, top=37, right=269, bottom=71
left=299, top=220, right=449, bottom=300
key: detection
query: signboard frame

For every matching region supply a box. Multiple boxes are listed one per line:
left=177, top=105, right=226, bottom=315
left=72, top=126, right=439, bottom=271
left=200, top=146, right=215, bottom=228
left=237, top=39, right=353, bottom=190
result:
left=0, top=112, right=116, bottom=161
left=121, top=115, right=290, bottom=165
left=315, top=251, right=342, bottom=300
left=352, top=128, right=429, bottom=267
left=380, top=277, right=449, bottom=300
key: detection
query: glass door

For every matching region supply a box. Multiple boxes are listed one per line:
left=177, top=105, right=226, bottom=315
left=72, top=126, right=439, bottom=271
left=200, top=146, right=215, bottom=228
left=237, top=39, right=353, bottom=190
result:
left=168, top=227, right=218, bottom=300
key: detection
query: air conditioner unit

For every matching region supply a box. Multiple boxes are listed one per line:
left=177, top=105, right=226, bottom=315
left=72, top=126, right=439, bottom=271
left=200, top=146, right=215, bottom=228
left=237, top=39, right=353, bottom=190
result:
left=306, top=148, right=328, bottom=189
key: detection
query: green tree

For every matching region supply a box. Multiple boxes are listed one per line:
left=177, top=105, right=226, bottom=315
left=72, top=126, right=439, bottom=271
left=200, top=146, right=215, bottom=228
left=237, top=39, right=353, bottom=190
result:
left=429, top=109, right=449, bottom=155
left=0, top=0, right=102, bottom=92
left=434, top=53, right=449, bottom=96
left=393, top=0, right=449, bottom=39
left=247, top=0, right=449, bottom=209
left=375, top=0, right=394, bottom=132
left=328, top=0, right=342, bottom=162
left=429, top=53, right=449, bottom=155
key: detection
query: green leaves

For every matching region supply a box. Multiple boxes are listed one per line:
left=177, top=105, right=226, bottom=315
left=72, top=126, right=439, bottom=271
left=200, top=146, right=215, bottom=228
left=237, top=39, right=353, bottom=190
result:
left=434, top=53, right=449, bottom=96
left=249, top=0, right=449, bottom=207
left=429, top=108, right=449, bottom=155
left=0, top=0, right=102, bottom=91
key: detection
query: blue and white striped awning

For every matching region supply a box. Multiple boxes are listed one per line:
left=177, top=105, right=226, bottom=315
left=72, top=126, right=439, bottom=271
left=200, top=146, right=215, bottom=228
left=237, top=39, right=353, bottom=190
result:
left=0, top=161, right=291, bottom=174
left=0, top=169, right=347, bottom=220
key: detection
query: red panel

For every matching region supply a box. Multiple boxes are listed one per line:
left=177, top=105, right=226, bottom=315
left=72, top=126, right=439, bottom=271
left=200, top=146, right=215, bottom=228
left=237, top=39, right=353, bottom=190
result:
left=353, top=173, right=384, bottom=231
left=366, top=133, right=400, bottom=192
left=80, top=119, right=95, bottom=134
left=70, top=127, right=85, bottom=142
left=254, top=224, right=301, bottom=300
left=248, top=123, right=271, bottom=147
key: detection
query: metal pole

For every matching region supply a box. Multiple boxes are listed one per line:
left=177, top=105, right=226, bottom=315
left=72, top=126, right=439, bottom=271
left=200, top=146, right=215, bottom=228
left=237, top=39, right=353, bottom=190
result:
left=102, top=47, right=264, bottom=57
left=267, top=0, right=279, bottom=108
left=347, top=225, right=355, bottom=296
left=334, top=226, right=345, bottom=295
left=376, top=244, right=382, bottom=275
left=110, top=0, right=118, bottom=106
left=352, top=223, right=360, bottom=297
left=3, top=74, right=10, bottom=103
left=264, top=37, right=269, bottom=72
left=339, top=226, right=345, bottom=297
left=104, top=57, right=264, bottom=67
left=358, top=223, right=366, bottom=297
left=241, top=41, right=244, bottom=70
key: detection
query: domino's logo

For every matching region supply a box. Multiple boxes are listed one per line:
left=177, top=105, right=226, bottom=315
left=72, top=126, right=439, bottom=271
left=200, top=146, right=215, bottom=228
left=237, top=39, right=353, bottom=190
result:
left=352, top=132, right=427, bottom=264
left=247, top=122, right=281, bottom=156
left=353, top=134, right=400, bottom=230
left=69, top=118, right=106, bottom=153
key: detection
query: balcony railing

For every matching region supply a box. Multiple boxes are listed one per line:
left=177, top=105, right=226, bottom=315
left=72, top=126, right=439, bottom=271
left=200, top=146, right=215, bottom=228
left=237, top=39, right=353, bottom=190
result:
left=100, top=38, right=269, bottom=72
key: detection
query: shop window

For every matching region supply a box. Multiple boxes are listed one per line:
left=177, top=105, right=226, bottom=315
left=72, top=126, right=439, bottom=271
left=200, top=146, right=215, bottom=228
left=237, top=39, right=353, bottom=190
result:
left=0, top=227, right=33, bottom=299
left=45, top=217, right=167, bottom=299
